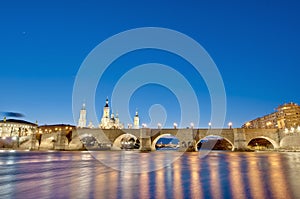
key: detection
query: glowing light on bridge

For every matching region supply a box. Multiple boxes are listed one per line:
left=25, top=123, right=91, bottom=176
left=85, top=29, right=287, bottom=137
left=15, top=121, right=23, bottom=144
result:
left=284, top=128, right=289, bottom=134
left=173, top=123, right=177, bottom=129
left=190, top=122, right=194, bottom=129
left=246, top=122, right=251, bottom=128
left=157, top=123, right=162, bottom=129
left=228, top=122, right=232, bottom=129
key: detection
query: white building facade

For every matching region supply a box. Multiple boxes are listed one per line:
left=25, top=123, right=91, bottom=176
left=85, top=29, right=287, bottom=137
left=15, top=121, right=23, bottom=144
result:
left=78, top=98, right=140, bottom=129
left=0, top=118, right=38, bottom=138
left=99, top=98, right=124, bottom=129
left=77, top=103, right=87, bottom=128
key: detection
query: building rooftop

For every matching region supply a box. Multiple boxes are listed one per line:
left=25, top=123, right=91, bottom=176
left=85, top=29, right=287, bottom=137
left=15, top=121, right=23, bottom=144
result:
left=0, top=119, right=37, bottom=126
left=39, top=124, right=75, bottom=128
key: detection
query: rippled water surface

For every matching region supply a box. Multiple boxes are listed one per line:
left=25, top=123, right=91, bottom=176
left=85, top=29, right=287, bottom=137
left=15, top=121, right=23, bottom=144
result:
left=0, top=150, right=299, bottom=198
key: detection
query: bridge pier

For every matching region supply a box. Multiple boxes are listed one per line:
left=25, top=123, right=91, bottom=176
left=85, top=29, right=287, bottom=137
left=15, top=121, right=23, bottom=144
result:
left=54, top=132, right=67, bottom=150
left=29, top=133, right=38, bottom=150
left=233, top=129, right=247, bottom=151
left=140, top=128, right=152, bottom=151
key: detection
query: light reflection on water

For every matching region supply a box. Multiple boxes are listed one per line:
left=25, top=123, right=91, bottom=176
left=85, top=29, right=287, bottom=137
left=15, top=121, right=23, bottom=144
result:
left=0, top=151, right=298, bottom=198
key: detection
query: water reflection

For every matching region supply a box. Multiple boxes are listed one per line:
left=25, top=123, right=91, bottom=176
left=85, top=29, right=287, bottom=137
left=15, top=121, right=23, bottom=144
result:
left=228, top=153, right=245, bottom=198
left=267, top=154, right=292, bottom=198
left=173, top=158, right=183, bottom=199
left=246, top=154, right=266, bottom=198
left=0, top=151, right=298, bottom=198
left=188, top=155, right=202, bottom=199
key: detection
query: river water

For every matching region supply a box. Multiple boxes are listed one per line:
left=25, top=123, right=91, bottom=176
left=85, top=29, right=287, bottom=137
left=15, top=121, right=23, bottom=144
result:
left=0, top=150, right=299, bottom=199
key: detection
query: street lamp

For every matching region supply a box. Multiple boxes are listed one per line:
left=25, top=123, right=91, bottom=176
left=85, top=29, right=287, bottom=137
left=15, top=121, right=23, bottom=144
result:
left=173, top=123, right=177, bottom=129
left=284, top=128, right=289, bottom=134
left=157, top=123, right=162, bottom=129
left=246, top=122, right=251, bottom=128
left=291, top=127, right=295, bottom=133
left=266, top=122, right=272, bottom=128
left=228, top=122, right=233, bottom=129
left=190, top=122, right=194, bottom=129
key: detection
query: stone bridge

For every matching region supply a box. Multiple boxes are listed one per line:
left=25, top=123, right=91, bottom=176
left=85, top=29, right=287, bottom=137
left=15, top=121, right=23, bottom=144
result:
left=18, top=128, right=300, bottom=151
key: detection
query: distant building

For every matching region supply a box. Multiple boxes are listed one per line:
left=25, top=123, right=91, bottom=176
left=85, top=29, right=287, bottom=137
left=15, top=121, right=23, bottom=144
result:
left=277, top=102, right=300, bottom=129
left=87, top=121, right=94, bottom=128
left=77, top=98, right=140, bottom=129
left=0, top=118, right=38, bottom=138
left=242, top=102, right=300, bottom=129
left=38, top=124, right=75, bottom=134
left=134, top=111, right=139, bottom=129
left=78, top=103, right=87, bottom=128
left=99, top=98, right=124, bottom=129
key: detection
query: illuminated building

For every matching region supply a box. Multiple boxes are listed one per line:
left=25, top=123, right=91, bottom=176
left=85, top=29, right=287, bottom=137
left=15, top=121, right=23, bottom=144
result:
left=0, top=118, right=38, bottom=138
left=77, top=98, right=140, bottom=129
left=99, top=98, right=125, bottom=129
left=243, top=102, right=300, bottom=129
left=77, top=103, right=87, bottom=128
left=38, top=124, right=75, bottom=134
left=134, top=111, right=140, bottom=129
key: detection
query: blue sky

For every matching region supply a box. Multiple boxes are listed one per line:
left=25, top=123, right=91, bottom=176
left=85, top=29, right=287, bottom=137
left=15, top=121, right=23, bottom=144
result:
left=0, top=0, right=299, bottom=127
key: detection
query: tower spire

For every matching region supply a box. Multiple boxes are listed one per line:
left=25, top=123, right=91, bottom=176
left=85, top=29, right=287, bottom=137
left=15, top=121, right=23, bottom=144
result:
left=134, top=108, right=139, bottom=129
left=78, top=102, right=87, bottom=128
left=135, top=108, right=138, bottom=116
left=105, top=97, right=109, bottom=107
left=82, top=103, right=86, bottom=110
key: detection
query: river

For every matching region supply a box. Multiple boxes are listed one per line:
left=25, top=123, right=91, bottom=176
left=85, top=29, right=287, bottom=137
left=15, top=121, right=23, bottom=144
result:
left=0, top=150, right=299, bottom=198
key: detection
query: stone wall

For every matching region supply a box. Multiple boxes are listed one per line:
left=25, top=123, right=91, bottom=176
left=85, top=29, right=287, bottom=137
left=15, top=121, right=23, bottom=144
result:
left=280, top=135, right=300, bottom=149
left=16, top=128, right=300, bottom=151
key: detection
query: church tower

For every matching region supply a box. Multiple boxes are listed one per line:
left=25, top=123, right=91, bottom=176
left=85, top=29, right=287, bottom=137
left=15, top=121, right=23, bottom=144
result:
left=100, top=98, right=110, bottom=128
left=134, top=111, right=139, bottom=129
left=78, top=103, right=87, bottom=128
left=103, top=98, right=110, bottom=118
left=99, top=98, right=124, bottom=129
left=115, top=112, right=120, bottom=125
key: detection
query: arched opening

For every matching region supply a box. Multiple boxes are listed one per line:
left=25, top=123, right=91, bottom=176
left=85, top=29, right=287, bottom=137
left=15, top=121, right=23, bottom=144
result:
left=80, top=134, right=99, bottom=148
left=151, top=134, right=179, bottom=151
left=113, top=134, right=140, bottom=150
left=247, top=137, right=276, bottom=150
left=197, top=135, right=234, bottom=151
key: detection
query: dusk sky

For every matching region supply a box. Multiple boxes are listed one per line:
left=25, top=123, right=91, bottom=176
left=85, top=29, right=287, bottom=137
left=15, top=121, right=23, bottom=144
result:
left=0, top=0, right=299, bottom=127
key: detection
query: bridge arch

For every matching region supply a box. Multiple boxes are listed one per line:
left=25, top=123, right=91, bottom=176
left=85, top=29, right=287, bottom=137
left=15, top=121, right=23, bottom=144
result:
left=195, top=135, right=234, bottom=151
left=247, top=136, right=279, bottom=149
left=79, top=134, right=101, bottom=147
left=151, top=134, right=179, bottom=151
left=112, top=133, right=140, bottom=150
